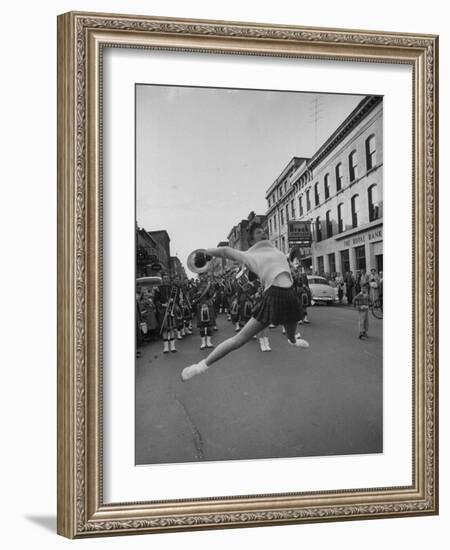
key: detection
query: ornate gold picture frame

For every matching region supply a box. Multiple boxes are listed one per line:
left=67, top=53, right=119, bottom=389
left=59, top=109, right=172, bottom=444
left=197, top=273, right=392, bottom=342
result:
left=57, top=11, right=438, bottom=538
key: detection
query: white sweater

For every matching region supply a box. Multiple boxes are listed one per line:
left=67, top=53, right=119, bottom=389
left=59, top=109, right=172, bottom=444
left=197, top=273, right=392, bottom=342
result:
left=208, top=240, right=293, bottom=292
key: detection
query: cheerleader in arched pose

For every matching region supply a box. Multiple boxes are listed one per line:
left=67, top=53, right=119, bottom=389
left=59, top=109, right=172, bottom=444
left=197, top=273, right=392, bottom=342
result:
left=181, top=223, right=309, bottom=381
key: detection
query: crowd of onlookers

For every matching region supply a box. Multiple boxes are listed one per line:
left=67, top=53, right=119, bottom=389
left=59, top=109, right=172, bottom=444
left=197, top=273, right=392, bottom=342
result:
left=309, top=267, right=383, bottom=305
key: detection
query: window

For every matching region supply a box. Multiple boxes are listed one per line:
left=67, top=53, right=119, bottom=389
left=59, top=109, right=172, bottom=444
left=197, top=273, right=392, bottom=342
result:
left=337, top=203, right=344, bottom=233
left=328, top=253, right=336, bottom=275
left=281, top=236, right=286, bottom=253
left=326, top=210, right=333, bottom=238
left=299, top=196, right=303, bottom=217
left=273, top=215, right=277, bottom=231
left=366, top=134, right=376, bottom=170
left=306, top=189, right=311, bottom=211
left=355, top=245, right=366, bottom=271
left=340, top=249, right=350, bottom=274
left=291, top=199, right=295, bottom=219
left=285, top=204, right=289, bottom=222
left=351, top=194, right=359, bottom=228
left=269, top=218, right=273, bottom=235
left=324, top=173, right=330, bottom=200
left=368, top=184, right=380, bottom=221
left=314, top=182, right=320, bottom=206
left=335, top=163, right=343, bottom=192
left=284, top=181, right=287, bottom=194
left=349, top=150, right=358, bottom=182
left=315, top=216, right=322, bottom=242
left=317, top=256, right=324, bottom=274
left=280, top=209, right=284, bottom=226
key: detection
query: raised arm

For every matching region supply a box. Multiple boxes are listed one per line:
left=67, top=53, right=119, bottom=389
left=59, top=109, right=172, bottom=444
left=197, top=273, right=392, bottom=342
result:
left=205, top=246, right=249, bottom=265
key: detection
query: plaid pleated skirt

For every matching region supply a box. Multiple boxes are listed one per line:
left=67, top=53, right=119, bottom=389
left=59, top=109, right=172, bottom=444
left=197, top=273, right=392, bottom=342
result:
left=252, top=285, right=302, bottom=326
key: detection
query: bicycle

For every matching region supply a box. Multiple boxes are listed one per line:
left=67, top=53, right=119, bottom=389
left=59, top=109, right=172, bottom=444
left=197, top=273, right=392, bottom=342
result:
left=371, top=297, right=383, bottom=319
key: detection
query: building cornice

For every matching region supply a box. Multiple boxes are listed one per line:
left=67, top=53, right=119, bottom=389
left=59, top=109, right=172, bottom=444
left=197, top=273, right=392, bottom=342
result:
left=308, top=95, right=382, bottom=171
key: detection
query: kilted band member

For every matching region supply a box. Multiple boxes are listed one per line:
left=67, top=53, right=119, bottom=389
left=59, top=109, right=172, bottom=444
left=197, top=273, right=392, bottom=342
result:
left=223, top=275, right=234, bottom=320
left=182, top=223, right=309, bottom=381
left=154, top=272, right=177, bottom=353
left=181, top=289, right=193, bottom=335
left=194, top=274, right=216, bottom=350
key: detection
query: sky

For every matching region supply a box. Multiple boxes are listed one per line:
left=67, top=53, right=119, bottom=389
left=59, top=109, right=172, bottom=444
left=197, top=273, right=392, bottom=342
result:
left=136, top=85, right=364, bottom=273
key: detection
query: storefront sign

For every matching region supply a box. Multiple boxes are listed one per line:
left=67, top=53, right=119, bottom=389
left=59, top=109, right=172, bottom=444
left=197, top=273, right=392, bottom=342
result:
left=343, top=227, right=383, bottom=248
left=288, top=221, right=312, bottom=244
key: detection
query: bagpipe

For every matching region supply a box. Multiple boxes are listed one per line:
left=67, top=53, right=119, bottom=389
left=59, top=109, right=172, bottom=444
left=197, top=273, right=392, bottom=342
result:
left=159, top=285, right=178, bottom=335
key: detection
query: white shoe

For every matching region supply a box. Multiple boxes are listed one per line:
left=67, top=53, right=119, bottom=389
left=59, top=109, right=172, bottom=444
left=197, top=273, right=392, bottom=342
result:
left=264, top=337, right=271, bottom=351
left=170, top=340, right=177, bottom=352
left=259, top=337, right=267, bottom=351
left=206, top=336, right=214, bottom=348
left=282, top=327, right=286, bottom=334
left=200, top=337, right=206, bottom=350
left=181, top=360, right=209, bottom=381
left=163, top=341, right=169, bottom=353
left=269, top=324, right=276, bottom=328
left=235, top=324, right=241, bottom=332
left=288, top=334, right=310, bottom=348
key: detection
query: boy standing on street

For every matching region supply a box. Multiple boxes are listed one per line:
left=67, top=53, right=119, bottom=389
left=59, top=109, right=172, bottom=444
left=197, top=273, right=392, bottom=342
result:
left=352, top=284, right=371, bottom=339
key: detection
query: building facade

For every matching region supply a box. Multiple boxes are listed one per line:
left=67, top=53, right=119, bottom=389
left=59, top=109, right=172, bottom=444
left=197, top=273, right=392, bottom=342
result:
left=265, top=157, right=309, bottom=255
left=227, top=211, right=267, bottom=252
left=265, top=95, right=383, bottom=276
left=169, top=256, right=187, bottom=279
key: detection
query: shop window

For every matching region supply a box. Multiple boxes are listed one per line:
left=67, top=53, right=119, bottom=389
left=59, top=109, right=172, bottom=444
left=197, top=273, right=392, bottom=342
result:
left=317, top=256, right=324, bottom=274
left=354, top=245, right=366, bottom=271
left=340, top=249, right=350, bottom=274
left=328, top=253, right=336, bottom=275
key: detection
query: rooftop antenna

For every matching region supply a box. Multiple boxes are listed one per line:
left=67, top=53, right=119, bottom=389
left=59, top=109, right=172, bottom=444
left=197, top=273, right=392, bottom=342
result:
left=309, top=96, right=325, bottom=152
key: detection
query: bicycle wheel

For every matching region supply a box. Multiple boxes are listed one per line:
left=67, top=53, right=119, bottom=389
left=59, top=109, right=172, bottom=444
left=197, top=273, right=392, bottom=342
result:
left=371, top=300, right=383, bottom=319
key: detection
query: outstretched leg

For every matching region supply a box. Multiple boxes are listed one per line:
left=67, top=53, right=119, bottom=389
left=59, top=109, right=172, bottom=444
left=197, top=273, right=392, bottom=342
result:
left=284, top=321, right=309, bottom=347
left=181, top=317, right=267, bottom=380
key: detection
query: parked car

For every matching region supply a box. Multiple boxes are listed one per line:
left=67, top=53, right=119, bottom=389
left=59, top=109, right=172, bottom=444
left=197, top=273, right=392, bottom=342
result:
left=307, top=275, right=337, bottom=305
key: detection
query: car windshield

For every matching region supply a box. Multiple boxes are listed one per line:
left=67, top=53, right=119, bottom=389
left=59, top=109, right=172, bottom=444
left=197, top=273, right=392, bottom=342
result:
left=308, top=277, right=330, bottom=286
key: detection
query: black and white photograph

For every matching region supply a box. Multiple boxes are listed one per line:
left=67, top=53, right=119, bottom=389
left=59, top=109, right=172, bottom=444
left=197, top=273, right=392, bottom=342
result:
left=135, top=84, right=384, bottom=466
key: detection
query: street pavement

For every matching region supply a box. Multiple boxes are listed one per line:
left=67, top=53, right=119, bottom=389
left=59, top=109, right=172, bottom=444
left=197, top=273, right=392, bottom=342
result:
left=135, top=304, right=383, bottom=465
